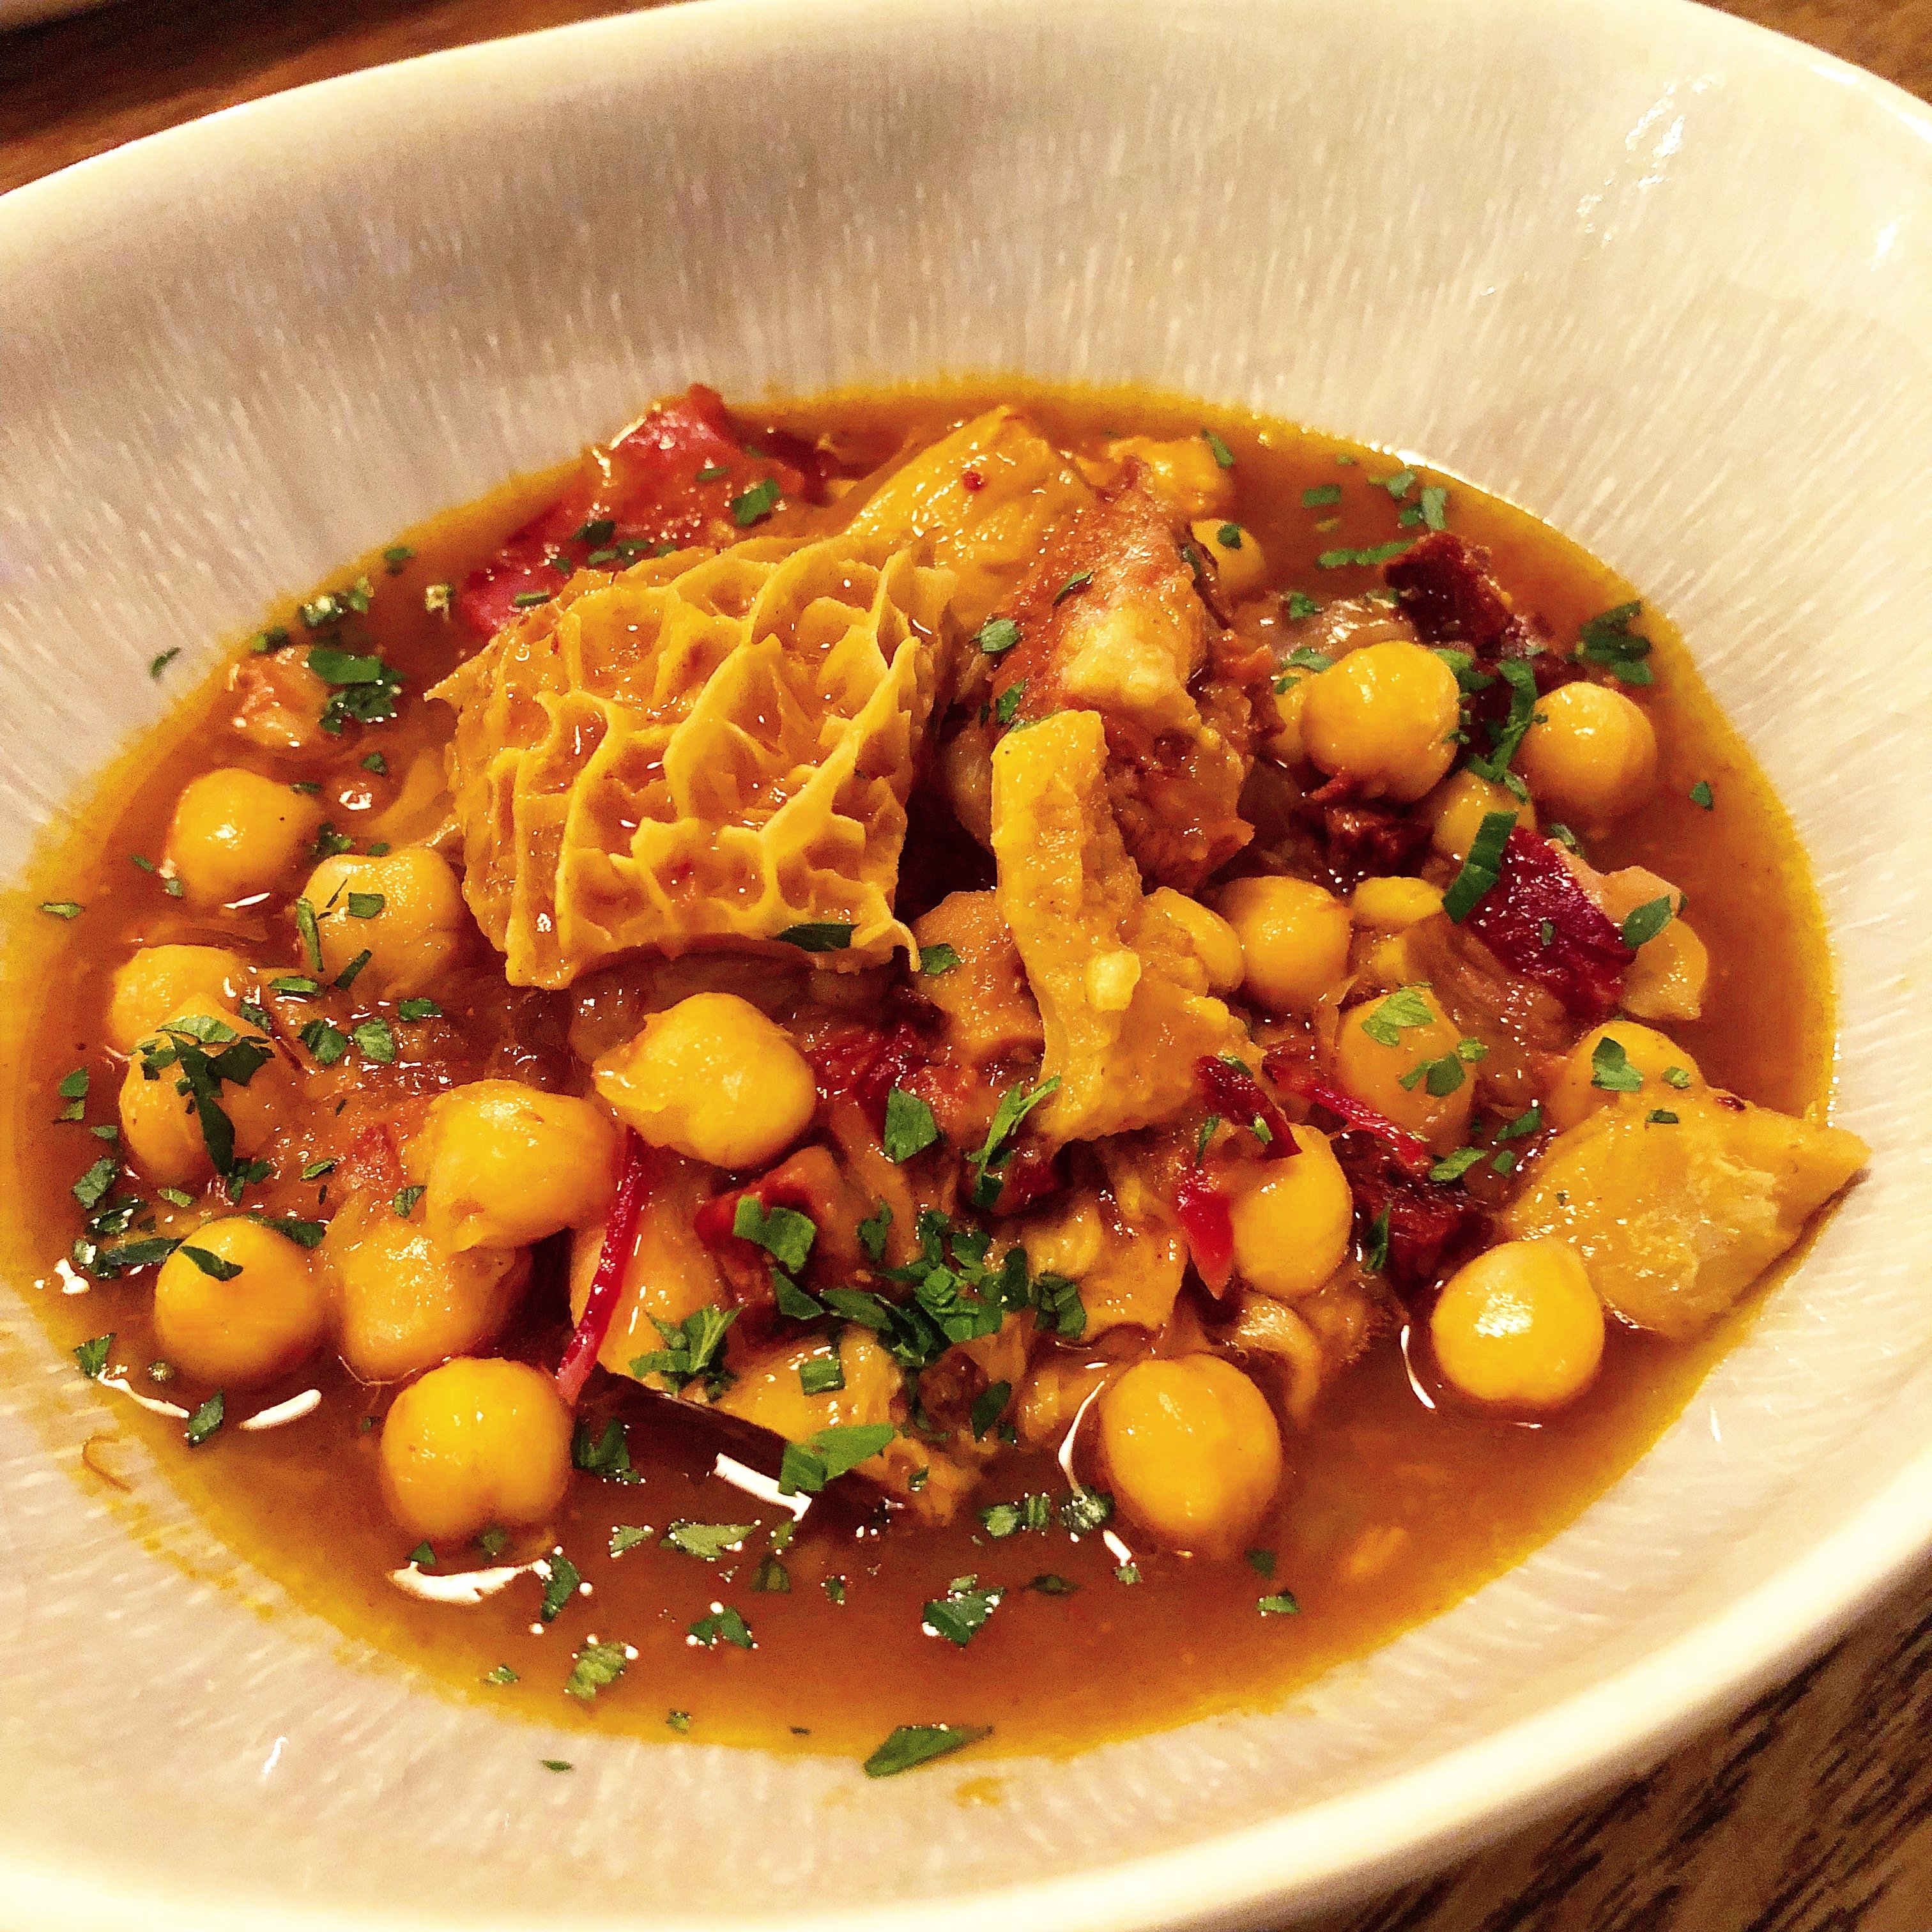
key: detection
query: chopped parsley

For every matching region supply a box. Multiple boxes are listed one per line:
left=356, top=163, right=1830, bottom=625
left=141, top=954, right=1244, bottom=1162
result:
left=382, top=545, right=413, bottom=574
left=1589, top=1036, right=1644, bottom=1092
left=965, top=1074, right=1059, bottom=1207
left=1376, top=466, right=1418, bottom=500
left=538, top=1553, right=581, bottom=1622
left=1575, top=602, right=1655, bottom=686
left=799, top=1354, right=845, bottom=1397
left=1246, top=1548, right=1277, bottom=1578
left=1620, top=896, right=1675, bottom=948
left=149, top=648, right=180, bottom=678
left=1316, top=539, right=1413, bottom=569
left=1258, top=1591, right=1303, bottom=1616
left=1061, top=1489, right=1114, bottom=1533
left=1363, top=1204, right=1392, bottom=1274
left=1283, top=590, right=1322, bottom=621
left=664, top=1521, right=755, bottom=1560
left=396, top=997, right=442, bottom=1021
left=178, top=1244, right=243, bottom=1281
left=732, top=1196, right=816, bottom=1275
left=298, top=1019, right=348, bottom=1067
left=856, top=1200, right=892, bottom=1263
left=571, top=1417, right=639, bottom=1482
left=1441, top=809, right=1518, bottom=922
left=631, top=1304, right=738, bottom=1397
left=39, top=901, right=82, bottom=919
left=56, top=1066, right=88, bottom=1122
left=688, top=1606, right=754, bottom=1650
left=730, top=477, right=781, bottom=526
left=73, top=1333, right=112, bottom=1379
left=484, top=1664, right=518, bottom=1686
left=1689, top=779, right=1715, bottom=810
left=1648, top=1108, right=1680, bottom=1125
left=1029, top=1573, right=1077, bottom=1596
left=918, top=943, right=960, bottom=976
left=410, top=1541, right=437, bottom=1568
left=1662, top=1066, right=1693, bottom=1089
left=392, top=1184, right=426, bottom=1218
left=970, top=1380, right=1011, bottom=1439
left=1300, top=484, right=1341, bottom=509
left=1214, top=522, right=1243, bottom=549
left=862, top=1723, right=990, bottom=1778
left=776, top=921, right=853, bottom=952
left=184, top=1390, right=226, bottom=1446
left=1496, top=1101, right=1544, bottom=1140
left=976, top=617, right=1020, bottom=656
left=510, top=591, right=552, bottom=610
left=993, top=681, right=1025, bottom=727
left=666, top=1710, right=691, bottom=1733
left=778, top=1423, right=896, bottom=1496
left=882, top=1086, right=941, bottom=1163
left=1466, top=659, right=1542, bottom=784
left=610, top=1526, right=652, bottom=1557
left=1429, top=1146, right=1486, bottom=1183
left=351, top=1018, right=397, bottom=1063
left=307, top=645, right=404, bottom=731
left=1359, top=985, right=1436, bottom=1048
left=293, top=897, right=325, bottom=973
left=923, top=1574, right=1004, bottom=1646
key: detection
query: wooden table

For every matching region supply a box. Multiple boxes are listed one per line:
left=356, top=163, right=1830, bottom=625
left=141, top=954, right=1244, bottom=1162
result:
left=5, top=2, right=1931, bottom=1926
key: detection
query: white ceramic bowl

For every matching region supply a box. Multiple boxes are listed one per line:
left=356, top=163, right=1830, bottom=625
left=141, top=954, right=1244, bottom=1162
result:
left=3, top=1, right=1931, bottom=1926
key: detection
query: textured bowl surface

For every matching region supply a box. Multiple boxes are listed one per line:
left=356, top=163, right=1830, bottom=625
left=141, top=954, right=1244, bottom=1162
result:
left=3, top=1, right=1931, bottom=1927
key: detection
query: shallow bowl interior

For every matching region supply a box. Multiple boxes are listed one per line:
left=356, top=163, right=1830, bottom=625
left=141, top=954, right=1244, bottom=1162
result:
left=3, top=1, right=1931, bottom=1926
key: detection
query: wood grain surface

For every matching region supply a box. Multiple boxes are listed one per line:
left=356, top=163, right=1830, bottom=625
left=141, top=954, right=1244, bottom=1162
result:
left=4, top=3, right=1931, bottom=1928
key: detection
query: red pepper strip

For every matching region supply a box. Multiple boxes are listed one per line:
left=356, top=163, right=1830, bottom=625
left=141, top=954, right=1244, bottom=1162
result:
left=1265, top=1056, right=1434, bottom=1181
left=1462, top=828, right=1633, bottom=1025
left=555, top=1128, right=650, bottom=1408
left=456, top=385, right=809, bottom=638
left=1195, top=1055, right=1298, bottom=1158
left=1172, top=1170, right=1236, bottom=1296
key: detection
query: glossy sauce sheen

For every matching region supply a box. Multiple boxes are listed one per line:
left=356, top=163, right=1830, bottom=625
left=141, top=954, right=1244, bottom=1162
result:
left=0, top=387, right=1835, bottom=1758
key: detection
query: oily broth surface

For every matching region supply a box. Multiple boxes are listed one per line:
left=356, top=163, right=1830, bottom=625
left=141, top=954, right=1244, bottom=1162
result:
left=0, top=385, right=1834, bottom=1757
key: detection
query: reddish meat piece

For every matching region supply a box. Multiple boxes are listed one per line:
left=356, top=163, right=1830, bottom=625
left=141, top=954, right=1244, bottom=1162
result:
left=1172, top=1170, right=1236, bottom=1295
left=1383, top=532, right=1531, bottom=656
left=806, top=1020, right=930, bottom=1135
left=981, top=1141, right=1065, bottom=1217
left=1195, top=1055, right=1297, bottom=1158
left=1460, top=829, right=1633, bottom=1024
left=1329, top=1132, right=1492, bottom=1294
left=456, top=385, right=813, bottom=639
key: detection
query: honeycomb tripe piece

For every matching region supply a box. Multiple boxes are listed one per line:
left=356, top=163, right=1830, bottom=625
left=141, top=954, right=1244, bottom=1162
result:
left=846, top=406, right=1094, bottom=632
left=990, top=708, right=1250, bottom=1146
left=431, top=533, right=953, bottom=987
left=1506, top=1089, right=1868, bottom=1337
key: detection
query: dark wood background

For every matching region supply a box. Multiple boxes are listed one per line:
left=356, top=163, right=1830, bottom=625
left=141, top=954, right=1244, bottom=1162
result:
left=4, top=1, right=1931, bottom=1925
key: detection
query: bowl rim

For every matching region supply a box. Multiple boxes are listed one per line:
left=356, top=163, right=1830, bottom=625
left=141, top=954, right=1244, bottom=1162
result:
left=4, top=1, right=1932, bottom=1927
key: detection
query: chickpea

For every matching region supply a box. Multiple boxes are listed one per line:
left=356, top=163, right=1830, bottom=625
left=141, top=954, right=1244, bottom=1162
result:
left=1300, top=641, right=1460, bottom=802
left=379, top=1357, right=572, bottom=1544
left=1229, top=1126, right=1354, bottom=1300
left=302, top=847, right=467, bottom=999
left=1145, top=887, right=1245, bottom=994
left=1333, top=986, right=1476, bottom=1153
left=153, top=1216, right=329, bottom=1386
left=118, top=1009, right=291, bottom=1187
left=106, top=944, right=247, bottom=1054
left=1216, top=875, right=1351, bottom=1014
left=1430, top=1239, right=1605, bottom=1409
left=593, top=992, right=817, bottom=1170
left=1098, top=1356, right=1284, bottom=1556
left=405, top=1080, right=621, bottom=1252
left=165, top=767, right=323, bottom=907
left=1425, top=770, right=1536, bottom=864
left=323, top=1197, right=531, bottom=1382
left=1621, top=916, right=1710, bottom=1023
left=1189, top=518, right=1268, bottom=600
left=1516, top=680, right=1657, bottom=821
left=1544, top=1022, right=1702, bottom=1131
left=1349, top=876, right=1443, bottom=931
left=1266, top=675, right=1308, bottom=766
